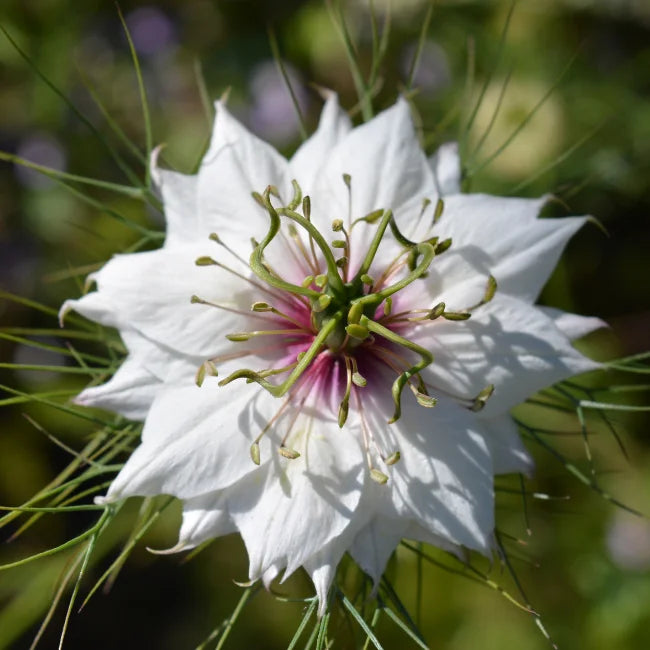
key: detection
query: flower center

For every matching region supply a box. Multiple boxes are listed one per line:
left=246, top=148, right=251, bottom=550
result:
left=193, top=179, right=496, bottom=480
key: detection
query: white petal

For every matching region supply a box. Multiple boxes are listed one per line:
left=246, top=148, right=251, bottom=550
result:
left=74, top=354, right=159, bottom=420
left=539, top=307, right=607, bottom=340
left=73, top=328, right=202, bottom=420
left=349, top=517, right=406, bottom=584
left=177, top=491, right=236, bottom=550
left=290, top=92, right=351, bottom=191
left=365, top=393, right=495, bottom=553
left=427, top=194, right=587, bottom=301
left=104, top=379, right=276, bottom=500
left=310, top=98, right=436, bottom=235
left=64, top=244, right=257, bottom=358
left=480, top=415, right=534, bottom=476
left=228, top=417, right=366, bottom=583
left=155, top=166, right=200, bottom=248
left=413, top=294, right=600, bottom=417
left=197, top=101, right=292, bottom=249
left=429, top=141, right=461, bottom=195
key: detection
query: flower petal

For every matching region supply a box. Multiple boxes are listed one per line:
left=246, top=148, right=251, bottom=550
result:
left=539, top=307, right=607, bottom=340
left=427, top=194, right=587, bottom=301
left=62, top=244, right=257, bottom=358
left=429, top=141, right=461, bottom=196
left=227, top=417, right=366, bottom=583
left=365, top=393, right=494, bottom=553
left=310, top=98, right=435, bottom=235
left=177, top=491, right=236, bottom=550
left=290, top=92, right=351, bottom=192
left=103, top=379, right=277, bottom=500
left=480, top=415, right=534, bottom=476
left=348, top=517, right=406, bottom=584
left=151, top=149, right=200, bottom=248
left=413, top=294, right=601, bottom=417
left=197, top=101, right=292, bottom=248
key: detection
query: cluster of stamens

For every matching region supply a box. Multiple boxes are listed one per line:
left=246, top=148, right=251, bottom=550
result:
left=191, top=177, right=496, bottom=483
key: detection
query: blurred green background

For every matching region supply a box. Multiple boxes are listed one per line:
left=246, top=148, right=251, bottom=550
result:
left=0, top=0, right=649, bottom=648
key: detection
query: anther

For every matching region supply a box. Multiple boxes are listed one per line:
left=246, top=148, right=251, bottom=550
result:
left=302, top=195, right=311, bottom=220
left=251, top=191, right=266, bottom=208
left=352, top=372, right=367, bottom=387
left=350, top=357, right=366, bottom=387
left=370, top=469, right=389, bottom=485
left=419, top=198, right=431, bottom=219
left=434, top=198, right=444, bottom=223
left=429, top=302, right=446, bottom=319
left=338, top=401, right=349, bottom=428
left=360, top=274, right=373, bottom=285
left=250, top=442, right=261, bottom=465
left=301, top=275, right=314, bottom=288
left=384, top=451, right=401, bottom=466
left=470, top=384, right=495, bottom=412
left=195, top=360, right=218, bottom=387
left=332, top=239, right=346, bottom=249
left=251, top=301, right=272, bottom=312
left=195, top=256, right=218, bottom=266
left=288, top=179, right=302, bottom=210
left=227, top=333, right=252, bottom=342
left=315, top=274, right=328, bottom=288
left=410, top=385, right=437, bottom=408
left=435, top=238, right=452, bottom=254
left=279, top=446, right=301, bottom=460
left=442, top=311, right=471, bottom=321
left=332, top=219, right=344, bottom=232
left=383, top=297, right=392, bottom=317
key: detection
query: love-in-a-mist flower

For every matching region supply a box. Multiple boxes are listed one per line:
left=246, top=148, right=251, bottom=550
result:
left=61, top=95, right=603, bottom=611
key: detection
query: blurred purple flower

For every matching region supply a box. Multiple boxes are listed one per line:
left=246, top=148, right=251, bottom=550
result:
left=14, top=133, right=67, bottom=190
left=248, top=60, right=310, bottom=146
left=400, top=41, right=450, bottom=94
left=125, top=6, right=177, bottom=57
left=607, top=511, right=650, bottom=571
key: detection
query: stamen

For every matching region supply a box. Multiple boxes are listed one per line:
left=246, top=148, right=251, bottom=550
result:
left=208, top=232, right=250, bottom=270
left=370, top=469, right=389, bottom=484
left=433, top=198, right=444, bottom=223
left=338, top=356, right=353, bottom=428
left=195, top=360, right=218, bottom=387
left=250, top=396, right=292, bottom=465
left=470, top=384, right=495, bottom=412
left=350, top=356, right=367, bottom=387
left=190, top=294, right=279, bottom=321
left=279, top=447, right=301, bottom=460
left=225, top=328, right=307, bottom=342
left=192, top=258, right=291, bottom=307
left=355, top=390, right=393, bottom=485
left=288, top=223, right=320, bottom=276
left=342, top=173, right=352, bottom=231
left=252, top=301, right=311, bottom=330
left=301, top=195, right=322, bottom=273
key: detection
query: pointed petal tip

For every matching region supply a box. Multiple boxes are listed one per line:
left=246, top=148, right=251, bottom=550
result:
left=146, top=542, right=188, bottom=555
left=57, top=300, right=73, bottom=327
left=149, top=143, right=168, bottom=187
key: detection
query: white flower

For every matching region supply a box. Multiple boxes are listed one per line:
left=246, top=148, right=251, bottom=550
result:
left=61, top=95, right=603, bottom=612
